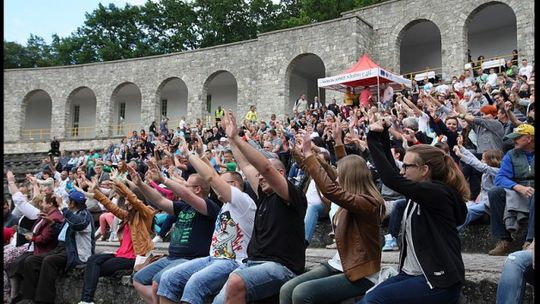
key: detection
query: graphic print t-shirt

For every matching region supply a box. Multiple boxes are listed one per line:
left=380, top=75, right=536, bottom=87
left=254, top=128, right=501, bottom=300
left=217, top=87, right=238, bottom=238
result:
left=209, top=187, right=256, bottom=263
left=168, top=198, right=220, bottom=259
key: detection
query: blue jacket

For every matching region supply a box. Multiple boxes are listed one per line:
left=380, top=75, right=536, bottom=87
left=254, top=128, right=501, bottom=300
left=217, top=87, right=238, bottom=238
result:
left=60, top=207, right=95, bottom=270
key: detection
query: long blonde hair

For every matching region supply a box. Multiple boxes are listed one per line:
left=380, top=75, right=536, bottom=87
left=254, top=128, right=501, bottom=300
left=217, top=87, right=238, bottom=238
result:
left=408, top=144, right=470, bottom=202
left=336, top=154, right=385, bottom=217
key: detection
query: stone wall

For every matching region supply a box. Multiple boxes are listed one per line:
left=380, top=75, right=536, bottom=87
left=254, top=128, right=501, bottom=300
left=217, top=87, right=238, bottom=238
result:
left=3, top=0, right=534, bottom=151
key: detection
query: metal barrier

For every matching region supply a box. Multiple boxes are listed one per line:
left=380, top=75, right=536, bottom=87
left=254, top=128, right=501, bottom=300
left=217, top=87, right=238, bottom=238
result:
left=66, top=126, right=96, bottom=139
left=21, top=129, right=51, bottom=141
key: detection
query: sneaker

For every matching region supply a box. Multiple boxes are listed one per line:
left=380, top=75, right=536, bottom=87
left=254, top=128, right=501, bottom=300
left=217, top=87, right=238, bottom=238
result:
left=382, top=234, right=399, bottom=251
left=488, top=240, right=511, bottom=256
left=325, top=241, right=337, bottom=249
left=152, top=235, right=163, bottom=243
left=78, top=301, right=95, bottom=304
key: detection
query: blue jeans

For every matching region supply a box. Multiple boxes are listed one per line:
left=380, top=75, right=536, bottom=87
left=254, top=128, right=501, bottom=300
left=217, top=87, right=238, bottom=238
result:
left=496, top=249, right=534, bottom=304
left=157, top=256, right=239, bottom=304
left=357, top=272, right=461, bottom=304
left=212, top=260, right=296, bottom=303
left=132, top=256, right=188, bottom=285
left=457, top=202, right=487, bottom=233
left=388, top=199, right=407, bottom=238
left=304, top=204, right=324, bottom=243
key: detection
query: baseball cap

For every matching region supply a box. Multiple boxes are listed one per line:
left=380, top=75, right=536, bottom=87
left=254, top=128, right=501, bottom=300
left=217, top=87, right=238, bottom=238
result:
left=69, top=191, right=87, bottom=205
left=506, top=124, right=535, bottom=139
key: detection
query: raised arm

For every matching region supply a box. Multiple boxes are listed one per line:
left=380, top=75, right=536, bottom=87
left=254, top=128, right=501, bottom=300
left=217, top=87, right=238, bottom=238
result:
left=222, top=112, right=260, bottom=193
left=126, top=165, right=175, bottom=215
left=224, top=111, right=290, bottom=200
left=145, top=159, right=209, bottom=215
left=188, top=153, right=234, bottom=203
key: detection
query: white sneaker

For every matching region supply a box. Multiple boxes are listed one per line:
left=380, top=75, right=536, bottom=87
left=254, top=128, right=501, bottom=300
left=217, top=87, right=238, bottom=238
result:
left=152, top=235, right=163, bottom=243
left=382, top=234, right=399, bottom=251
left=78, top=301, right=95, bottom=304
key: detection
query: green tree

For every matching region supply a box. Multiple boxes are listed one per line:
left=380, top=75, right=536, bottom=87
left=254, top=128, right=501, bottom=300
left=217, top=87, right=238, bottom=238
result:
left=4, top=40, right=31, bottom=68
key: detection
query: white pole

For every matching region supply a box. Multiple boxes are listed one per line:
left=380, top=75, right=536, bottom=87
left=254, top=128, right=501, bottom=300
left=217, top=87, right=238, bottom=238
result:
left=377, top=74, right=381, bottom=111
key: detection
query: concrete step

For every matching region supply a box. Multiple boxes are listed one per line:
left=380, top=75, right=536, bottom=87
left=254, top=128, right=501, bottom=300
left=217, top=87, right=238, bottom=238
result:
left=78, top=242, right=534, bottom=304
left=307, top=219, right=529, bottom=254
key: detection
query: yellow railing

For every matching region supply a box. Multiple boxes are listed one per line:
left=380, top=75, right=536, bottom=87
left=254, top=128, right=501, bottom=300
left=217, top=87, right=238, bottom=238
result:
left=402, top=52, right=517, bottom=80
left=110, top=122, right=144, bottom=137
left=66, top=126, right=96, bottom=139
left=21, top=129, right=51, bottom=141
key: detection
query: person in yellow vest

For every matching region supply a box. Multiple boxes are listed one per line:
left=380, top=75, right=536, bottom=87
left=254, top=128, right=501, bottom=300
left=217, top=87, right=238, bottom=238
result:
left=245, top=105, right=258, bottom=124
left=344, top=87, right=356, bottom=107
left=215, top=106, right=225, bottom=122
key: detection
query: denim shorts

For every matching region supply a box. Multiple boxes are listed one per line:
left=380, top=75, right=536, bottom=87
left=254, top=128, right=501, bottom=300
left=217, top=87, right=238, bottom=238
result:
left=157, top=256, right=239, bottom=304
left=212, top=260, right=296, bottom=303
left=132, top=256, right=188, bottom=285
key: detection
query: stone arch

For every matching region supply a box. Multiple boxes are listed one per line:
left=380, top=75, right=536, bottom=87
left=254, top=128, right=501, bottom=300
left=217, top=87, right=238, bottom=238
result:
left=65, top=86, right=97, bottom=139
left=110, top=82, right=142, bottom=136
left=20, top=89, right=53, bottom=141
left=465, top=2, right=517, bottom=63
left=285, top=53, right=326, bottom=111
left=155, top=77, right=189, bottom=127
left=202, top=71, right=238, bottom=121
left=397, top=19, right=442, bottom=77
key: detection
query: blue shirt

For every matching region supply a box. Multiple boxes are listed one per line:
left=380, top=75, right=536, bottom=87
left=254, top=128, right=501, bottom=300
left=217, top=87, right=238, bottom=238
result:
left=495, top=150, right=534, bottom=189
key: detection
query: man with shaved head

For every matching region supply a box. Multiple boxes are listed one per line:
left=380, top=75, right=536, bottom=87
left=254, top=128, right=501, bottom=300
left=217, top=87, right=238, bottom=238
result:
left=213, top=111, right=308, bottom=304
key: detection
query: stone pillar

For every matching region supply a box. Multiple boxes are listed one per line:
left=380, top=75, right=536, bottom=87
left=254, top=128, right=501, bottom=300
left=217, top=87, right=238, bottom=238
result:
left=50, top=92, right=65, bottom=140
left=4, top=94, right=20, bottom=142
left=187, top=83, right=206, bottom=126
left=515, top=2, right=535, bottom=63
left=94, top=91, right=112, bottom=138
left=140, top=87, right=158, bottom=130
left=441, top=27, right=467, bottom=79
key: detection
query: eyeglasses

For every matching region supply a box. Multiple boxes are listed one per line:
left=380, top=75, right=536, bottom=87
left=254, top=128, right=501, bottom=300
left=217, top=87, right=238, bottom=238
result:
left=402, top=163, right=419, bottom=171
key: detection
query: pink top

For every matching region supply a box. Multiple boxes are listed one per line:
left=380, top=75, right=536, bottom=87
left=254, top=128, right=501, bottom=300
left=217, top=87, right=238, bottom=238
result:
left=149, top=181, right=174, bottom=200
left=115, top=224, right=135, bottom=259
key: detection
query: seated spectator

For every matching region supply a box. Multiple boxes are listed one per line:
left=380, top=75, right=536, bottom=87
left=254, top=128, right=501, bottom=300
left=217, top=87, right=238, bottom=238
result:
left=131, top=160, right=220, bottom=304
left=488, top=124, right=535, bottom=255
left=453, top=137, right=503, bottom=232
left=212, top=111, right=307, bottom=303
left=281, top=122, right=385, bottom=303
left=4, top=199, right=19, bottom=228
left=18, top=191, right=95, bottom=304
left=496, top=240, right=535, bottom=304
left=77, top=174, right=156, bottom=304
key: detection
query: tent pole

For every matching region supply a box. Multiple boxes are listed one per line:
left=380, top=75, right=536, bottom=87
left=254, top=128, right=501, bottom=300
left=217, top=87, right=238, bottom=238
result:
left=377, top=74, right=381, bottom=111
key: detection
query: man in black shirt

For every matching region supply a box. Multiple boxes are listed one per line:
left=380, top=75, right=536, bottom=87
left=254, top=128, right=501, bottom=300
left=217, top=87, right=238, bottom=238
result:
left=213, top=111, right=307, bottom=304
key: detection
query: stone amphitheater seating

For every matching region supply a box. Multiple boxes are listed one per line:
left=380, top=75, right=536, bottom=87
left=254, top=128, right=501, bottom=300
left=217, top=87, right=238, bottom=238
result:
left=53, top=220, right=534, bottom=304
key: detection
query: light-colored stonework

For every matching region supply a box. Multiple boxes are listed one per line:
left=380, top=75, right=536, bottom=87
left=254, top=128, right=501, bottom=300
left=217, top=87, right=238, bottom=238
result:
left=4, top=0, right=534, bottom=153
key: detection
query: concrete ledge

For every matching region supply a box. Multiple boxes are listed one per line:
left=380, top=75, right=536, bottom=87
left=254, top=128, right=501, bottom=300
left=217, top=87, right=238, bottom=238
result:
left=54, top=244, right=534, bottom=304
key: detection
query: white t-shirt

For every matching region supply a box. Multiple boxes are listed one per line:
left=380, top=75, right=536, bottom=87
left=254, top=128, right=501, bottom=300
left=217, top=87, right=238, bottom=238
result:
left=435, top=84, right=449, bottom=95
left=487, top=73, right=498, bottom=87
left=519, top=65, right=533, bottom=80
left=209, top=186, right=256, bottom=263
left=306, top=179, right=323, bottom=206
left=417, top=112, right=430, bottom=133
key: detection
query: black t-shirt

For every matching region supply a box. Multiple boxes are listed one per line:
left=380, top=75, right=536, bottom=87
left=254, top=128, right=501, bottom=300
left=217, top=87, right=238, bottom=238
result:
left=247, top=180, right=307, bottom=274
left=167, top=198, right=220, bottom=259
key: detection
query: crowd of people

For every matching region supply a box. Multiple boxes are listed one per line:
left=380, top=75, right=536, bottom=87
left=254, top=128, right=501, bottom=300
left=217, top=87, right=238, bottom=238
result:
left=3, top=57, right=536, bottom=304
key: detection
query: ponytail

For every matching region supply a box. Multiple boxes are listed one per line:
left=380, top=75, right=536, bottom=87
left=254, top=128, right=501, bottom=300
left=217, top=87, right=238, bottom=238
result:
left=442, top=154, right=470, bottom=203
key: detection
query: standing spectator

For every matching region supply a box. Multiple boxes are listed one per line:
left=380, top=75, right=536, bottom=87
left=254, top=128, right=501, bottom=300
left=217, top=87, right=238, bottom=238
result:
left=149, top=121, right=158, bottom=136
left=294, top=94, right=308, bottom=115
left=160, top=118, right=170, bottom=138
left=245, top=105, right=258, bottom=124
left=460, top=105, right=505, bottom=153
left=488, top=124, right=535, bottom=256
left=327, top=98, right=339, bottom=116
left=310, top=96, right=322, bottom=110
left=215, top=105, right=225, bottom=122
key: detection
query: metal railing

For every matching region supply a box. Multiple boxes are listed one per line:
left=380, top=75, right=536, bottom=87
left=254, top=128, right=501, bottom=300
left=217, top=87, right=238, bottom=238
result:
left=21, top=129, right=51, bottom=141
left=66, top=126, right=96, bottom=139
left=110, top=122, right=144, bottom=137
left=402, top=52, right=517, bottom=81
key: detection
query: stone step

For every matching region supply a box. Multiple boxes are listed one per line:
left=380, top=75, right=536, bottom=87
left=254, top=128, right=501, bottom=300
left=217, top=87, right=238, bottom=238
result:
left=308, top=218, right=529, bottom=254
left=72, top=242, right=533, bottom=304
